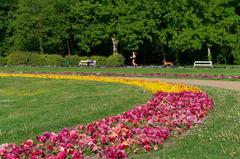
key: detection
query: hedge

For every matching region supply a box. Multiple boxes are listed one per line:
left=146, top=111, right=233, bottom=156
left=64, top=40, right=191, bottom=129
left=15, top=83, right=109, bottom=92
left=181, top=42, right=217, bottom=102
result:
left=6, top=51, right=126, bottom=67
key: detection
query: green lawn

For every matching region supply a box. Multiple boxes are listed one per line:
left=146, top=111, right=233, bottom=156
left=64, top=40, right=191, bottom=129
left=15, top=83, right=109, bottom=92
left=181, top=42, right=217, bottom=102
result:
left=0, top=77, right=151, bottom=144
left=0, top=66, right=239, bottom=76
left=133, top=87, right=240, bottom=159
left=0, top=76, right=239, bottom=159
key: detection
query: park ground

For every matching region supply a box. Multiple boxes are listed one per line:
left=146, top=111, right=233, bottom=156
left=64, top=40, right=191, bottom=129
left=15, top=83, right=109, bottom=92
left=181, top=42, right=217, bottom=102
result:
left=0, top=66, right=239, bottom=158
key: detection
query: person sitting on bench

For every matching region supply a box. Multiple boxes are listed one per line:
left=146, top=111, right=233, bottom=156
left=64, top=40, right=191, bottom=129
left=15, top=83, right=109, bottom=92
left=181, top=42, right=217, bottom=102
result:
left=86, top=59, right=93, bottom=66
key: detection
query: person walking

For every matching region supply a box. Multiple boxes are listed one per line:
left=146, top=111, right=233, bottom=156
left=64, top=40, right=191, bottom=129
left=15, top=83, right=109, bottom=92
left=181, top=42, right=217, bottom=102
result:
left=131, top=51, right=138, bottom=67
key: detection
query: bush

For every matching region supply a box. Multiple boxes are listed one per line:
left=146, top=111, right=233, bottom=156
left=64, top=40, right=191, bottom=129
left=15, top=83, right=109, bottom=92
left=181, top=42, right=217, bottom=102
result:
left=64, top=55, right=80, bottom=66
left=7, top=51, right=31, bottom=65
left=91, top=56, right=107, bottom=66
left=0, top=56, right=7, bottom=66
left=7, top=51, right=47, bottom=66
left=106, top=53, right=125, bottom=67
left=79, top=56, right=89, bottom=61
left=28, top=53, right=46, bottom=66
left=44, top=54, right=64, bottom=66
left=233, top=51, right=240, bottom=64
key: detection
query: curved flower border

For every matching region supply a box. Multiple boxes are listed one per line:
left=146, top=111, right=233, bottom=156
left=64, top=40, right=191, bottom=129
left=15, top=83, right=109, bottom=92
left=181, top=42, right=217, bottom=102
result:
left=6, top=71, right=240, bottom=80
left=0, top=73, right=213, bottom=159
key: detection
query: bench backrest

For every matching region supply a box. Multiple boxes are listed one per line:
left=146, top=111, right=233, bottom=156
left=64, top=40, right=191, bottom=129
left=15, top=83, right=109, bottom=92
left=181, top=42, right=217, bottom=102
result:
left=194, top=61, right=212, bottom=64
left=194, top=61, right=212, bottom=67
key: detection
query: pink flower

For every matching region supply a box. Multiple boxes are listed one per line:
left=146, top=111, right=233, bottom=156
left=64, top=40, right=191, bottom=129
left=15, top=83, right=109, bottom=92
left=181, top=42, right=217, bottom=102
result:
left=0, top=91, right=213, bottom=158
left=144, top=144, right=151, bottom=151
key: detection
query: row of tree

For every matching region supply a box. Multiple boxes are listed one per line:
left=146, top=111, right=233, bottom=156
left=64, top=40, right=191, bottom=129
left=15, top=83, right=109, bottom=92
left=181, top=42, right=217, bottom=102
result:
left=0, top=0, right=240, bottom=65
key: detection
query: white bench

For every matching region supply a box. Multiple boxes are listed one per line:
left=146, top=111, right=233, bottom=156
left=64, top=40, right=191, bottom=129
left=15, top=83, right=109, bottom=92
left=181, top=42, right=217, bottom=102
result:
left=79, top=60, right=96, bottom=67
left=194, top=61, right=212, bottom=68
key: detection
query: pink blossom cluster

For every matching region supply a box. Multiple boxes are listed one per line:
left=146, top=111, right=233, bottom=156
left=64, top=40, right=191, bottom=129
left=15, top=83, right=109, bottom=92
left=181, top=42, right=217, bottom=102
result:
left=0, top=92, right=213, bottom=159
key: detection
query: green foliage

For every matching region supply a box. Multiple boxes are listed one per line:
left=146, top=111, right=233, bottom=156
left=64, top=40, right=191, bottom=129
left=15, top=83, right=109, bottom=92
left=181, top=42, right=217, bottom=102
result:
left=91, top=55, right=107, bottom=66
left=44, top=54, right=64, bottom=66
left=0, top=56, right=7, bottom=66
left=233, top=51, right=240, bottom=64
left=1, top=0, right=240, bottom=64
left=106, top=53, right=125, bottom=67
left=0, top=0, right=17, bottom=56
left=6, top=51, right=46, bottom=66
left=7, top=51, right=31, bottom=65
left=6, top=51, right=41, bottom=66
left=28, top=54, right=46, bottom=66
left=64, top=55, right=80, bottom=66
left=79, top=56, right=89, bottom=61
left=12, top=0, right=73, bottom=53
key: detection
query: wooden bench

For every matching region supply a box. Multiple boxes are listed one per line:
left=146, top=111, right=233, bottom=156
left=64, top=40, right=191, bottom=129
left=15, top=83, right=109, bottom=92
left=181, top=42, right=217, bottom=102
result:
left=194, top=61, right=212, bottom=68
left=79, top=60, right=96, bottom=67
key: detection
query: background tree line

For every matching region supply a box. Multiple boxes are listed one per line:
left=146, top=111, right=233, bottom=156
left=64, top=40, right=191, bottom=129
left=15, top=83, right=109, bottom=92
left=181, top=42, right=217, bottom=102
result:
left=0, top=0, right=239, bottom=65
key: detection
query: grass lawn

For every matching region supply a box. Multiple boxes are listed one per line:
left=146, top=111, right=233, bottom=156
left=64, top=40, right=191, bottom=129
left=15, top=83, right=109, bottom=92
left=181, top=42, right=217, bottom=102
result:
left=133, top=87, right=240, bottom=159
left=0, top=76, right=239, bottom=159
left=0, top=66, right=239, bottom=76
left=0, top=77, right=151, bottom=144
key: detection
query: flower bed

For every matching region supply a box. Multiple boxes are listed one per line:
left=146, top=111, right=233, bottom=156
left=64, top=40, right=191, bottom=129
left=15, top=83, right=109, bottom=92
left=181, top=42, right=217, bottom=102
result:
left=74, top=72, right=239, bottom=79
left=0, top=73, right=213, bottom=159
left=0, top=73, right=200, bottom=93
left=6, top=71, right=240, bottom=80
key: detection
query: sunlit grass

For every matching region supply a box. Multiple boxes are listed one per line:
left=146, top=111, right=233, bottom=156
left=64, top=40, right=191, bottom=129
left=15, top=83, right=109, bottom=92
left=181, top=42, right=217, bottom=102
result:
left=1, top=75, right=239, bottom=158
left=0, top=77, right=151, bottom=144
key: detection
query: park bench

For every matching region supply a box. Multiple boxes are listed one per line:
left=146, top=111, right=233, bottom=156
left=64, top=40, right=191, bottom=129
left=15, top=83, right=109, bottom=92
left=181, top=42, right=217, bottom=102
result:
left=79, top=60, right=96, bottom=67
left=194, top=61, right=212, bottom=68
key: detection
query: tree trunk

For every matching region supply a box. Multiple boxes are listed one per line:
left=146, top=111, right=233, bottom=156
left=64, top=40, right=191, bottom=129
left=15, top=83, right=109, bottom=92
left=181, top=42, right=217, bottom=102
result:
left=38, top=36, right=44, bottom=53
left=111, top=33, right=119, bottom=54
left=36, top=29, right=44, bottom=53
left=67, top=39, right=71, bottom=56
left=162, top=45, right=166, bottom=61
left=208, top=47, right=212, bottom=61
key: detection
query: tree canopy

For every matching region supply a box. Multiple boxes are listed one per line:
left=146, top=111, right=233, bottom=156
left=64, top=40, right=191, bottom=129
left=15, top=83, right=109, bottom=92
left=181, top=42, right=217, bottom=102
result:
left=0, top=0, right=239, bottom=64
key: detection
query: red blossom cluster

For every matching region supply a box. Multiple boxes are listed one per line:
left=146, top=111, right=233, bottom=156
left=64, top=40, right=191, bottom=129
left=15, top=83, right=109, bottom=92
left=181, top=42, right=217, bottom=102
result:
left=0, top=92, right=213, bottom=159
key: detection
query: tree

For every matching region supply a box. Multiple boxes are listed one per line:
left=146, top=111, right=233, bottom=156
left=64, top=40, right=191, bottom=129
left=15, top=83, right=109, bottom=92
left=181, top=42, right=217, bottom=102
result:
left=12, top=0, right=73, bottom=54
left=0, top=0, right=16, bottom=56
left=71, top=0, right=157, bottom=54
left=158, top=0, right=240, bottom=63
left=13, top=0, right=49, bottom=52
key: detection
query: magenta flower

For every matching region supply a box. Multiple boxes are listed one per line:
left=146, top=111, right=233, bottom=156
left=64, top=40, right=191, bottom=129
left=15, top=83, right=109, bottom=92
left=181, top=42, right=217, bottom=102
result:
left=0, top=91, right=213, bottom=158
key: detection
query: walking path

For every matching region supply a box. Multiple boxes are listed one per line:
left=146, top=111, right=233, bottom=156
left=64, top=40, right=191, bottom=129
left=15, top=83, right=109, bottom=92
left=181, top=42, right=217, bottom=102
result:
left=126, top=77, right=240, bottom=91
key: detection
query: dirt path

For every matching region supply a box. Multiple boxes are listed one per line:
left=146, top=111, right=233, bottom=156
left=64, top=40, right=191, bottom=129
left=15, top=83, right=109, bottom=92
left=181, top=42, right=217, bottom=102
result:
left=125, top=77, right=240, bottom=91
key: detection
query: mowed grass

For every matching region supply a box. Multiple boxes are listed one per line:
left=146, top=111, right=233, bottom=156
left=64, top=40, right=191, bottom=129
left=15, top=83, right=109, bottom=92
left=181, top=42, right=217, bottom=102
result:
left=132, top=88, right=240, bottom=159
left=0, top=66, right=239, bottom=76
left=1, top=76, right=240, bottom=159
left=0, top=77, right=151, bottom=144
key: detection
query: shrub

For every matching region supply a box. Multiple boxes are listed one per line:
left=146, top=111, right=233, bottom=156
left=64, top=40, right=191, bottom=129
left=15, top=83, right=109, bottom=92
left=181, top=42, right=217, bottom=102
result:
left=79, top=56, right=89, bottom=61
left=0, top=56, right=7, bottom=66
left=28, top=54, right=46, bottom=66
left=91, top=56, right=107, bottom=66
left=64, top=55, right=80, bottom=66
left=7, top=51, right=47, bottom=66
left=106, top=53, right=125, bottom=67
left=44, top=54, right=64, bottom=66
left=233, top=51, right=240, bottom=64
left=7, top=51, right=31, bottom=65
